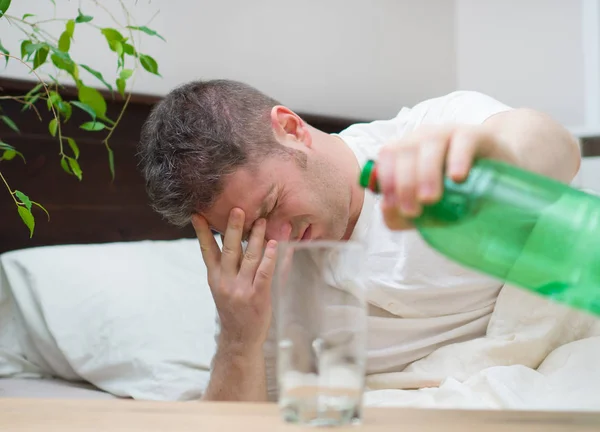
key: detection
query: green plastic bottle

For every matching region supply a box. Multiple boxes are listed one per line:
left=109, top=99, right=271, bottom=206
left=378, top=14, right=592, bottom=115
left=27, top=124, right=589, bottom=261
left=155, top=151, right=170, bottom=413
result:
left=359, top=158, right=600, bottom=317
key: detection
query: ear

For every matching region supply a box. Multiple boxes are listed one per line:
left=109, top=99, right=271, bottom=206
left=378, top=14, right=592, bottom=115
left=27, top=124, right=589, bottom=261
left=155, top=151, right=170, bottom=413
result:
left=270, top=105, right=312, bottom=149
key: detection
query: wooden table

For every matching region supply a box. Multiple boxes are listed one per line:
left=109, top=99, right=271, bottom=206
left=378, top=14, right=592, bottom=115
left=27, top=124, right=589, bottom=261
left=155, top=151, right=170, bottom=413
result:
left=1, top=398, right=599, bottom=431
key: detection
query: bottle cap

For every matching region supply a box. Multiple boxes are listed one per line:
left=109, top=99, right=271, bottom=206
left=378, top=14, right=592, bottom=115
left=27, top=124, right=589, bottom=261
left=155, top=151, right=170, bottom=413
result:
left=359, top=160, right=379, bottom=193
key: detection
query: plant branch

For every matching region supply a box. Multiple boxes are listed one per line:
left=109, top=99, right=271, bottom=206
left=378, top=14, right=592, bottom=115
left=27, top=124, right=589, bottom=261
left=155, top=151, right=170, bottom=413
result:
left=5, top=16, right=42, bottom=43
left=6, top=16, right=59, bottom=44
left=0, top=170, right=18, bottom=205
left=0, top=53, right=64, bottom=156
left=32, top=18, right=70, bottom=25
left=145, top=9, right=160, bottom=26
left=0, top=96, right=43, bottom=121
left=91, top=0, right=125, bottom=28
left=95, top=0, right=142, bottom=179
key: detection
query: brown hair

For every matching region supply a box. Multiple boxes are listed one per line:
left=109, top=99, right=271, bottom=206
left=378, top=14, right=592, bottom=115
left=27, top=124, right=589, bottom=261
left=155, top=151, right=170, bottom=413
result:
left=138, top=79, right=288, bottom=226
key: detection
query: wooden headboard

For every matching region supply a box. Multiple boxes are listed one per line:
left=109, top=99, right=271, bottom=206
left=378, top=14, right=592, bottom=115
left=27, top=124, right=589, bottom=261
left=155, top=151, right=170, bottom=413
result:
left=0, top=77, right=366, bottom=254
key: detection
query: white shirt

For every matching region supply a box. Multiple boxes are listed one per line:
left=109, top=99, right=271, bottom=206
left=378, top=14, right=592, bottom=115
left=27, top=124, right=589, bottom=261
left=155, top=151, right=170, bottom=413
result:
left=262, top=91, right=513, bottom=400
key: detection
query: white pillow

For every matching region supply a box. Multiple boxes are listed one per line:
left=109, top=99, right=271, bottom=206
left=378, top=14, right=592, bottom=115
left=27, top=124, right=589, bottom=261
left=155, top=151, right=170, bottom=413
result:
left=0, top=238, right=217, bottom=401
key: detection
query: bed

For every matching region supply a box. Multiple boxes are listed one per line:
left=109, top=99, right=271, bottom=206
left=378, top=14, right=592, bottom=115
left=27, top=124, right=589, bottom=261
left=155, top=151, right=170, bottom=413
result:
left=1, top=77, right=600, bottom=410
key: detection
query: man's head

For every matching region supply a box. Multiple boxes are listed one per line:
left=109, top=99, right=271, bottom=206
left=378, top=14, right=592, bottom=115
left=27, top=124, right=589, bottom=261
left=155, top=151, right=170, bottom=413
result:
left=138, top=79, right=362, bottom=242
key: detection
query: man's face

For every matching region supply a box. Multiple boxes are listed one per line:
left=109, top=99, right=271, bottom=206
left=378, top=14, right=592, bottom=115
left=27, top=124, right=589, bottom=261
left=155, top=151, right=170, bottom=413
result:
left=203, top=152, right=353, bottom=242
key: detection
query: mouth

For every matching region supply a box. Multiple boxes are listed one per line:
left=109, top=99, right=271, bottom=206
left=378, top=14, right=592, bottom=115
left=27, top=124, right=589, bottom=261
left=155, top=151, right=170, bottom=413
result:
left=300, top=225, right=312, bottom=241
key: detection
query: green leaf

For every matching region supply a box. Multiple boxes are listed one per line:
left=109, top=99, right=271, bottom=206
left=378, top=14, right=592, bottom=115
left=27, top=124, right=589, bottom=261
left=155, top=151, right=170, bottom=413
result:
left=116, top=78, right=126, bottom=97
left=51, top=52, right=75, bottom=76
left=0, top=39, right=9, bottom=67
left=57, top=101, right=72, bottom=122
left=75, top=9, right=93, bottom=23
left=0, top=0, right=11, bottom=19
left=20, top=40, right=32, bottom=59
left=2, top=149, right=16, bottom=160
left=120, top=68, right=133, bottom=80
left=21, top=93, right=40, bottom=112
left=24, top=82, right=42, bottom=99
left=32, top=201, right=50, bottom=221
left=22, top=13, right=34, bottom=20
left=66, top=19, right=75, bottom=37
left=107, top=146, right=115, bottom=180
left=48, top=118, right=58, bottom=137
left=33, top=45, right=49, bottom=70
left=123, top=43, right=136, bottom=57
left=71, top=101, right=97, bottom=121
left=72, top=62, right=81, bottom=81
left=49, top=0, right=55, bottom=5
left=68, top=157, right=82, bottom=180
left=80, top=64, right=113, bottom=91
left=139, top=54, right=160, bottom=76
left=109, top=40, right=123, bottom=57
left=0, top=145, right=24, bottom=163
left=25, top=42, right=46, bottom=55
left=80, top=121, right=106, bottom=131
left=127, top=25, right=166, bottom=42
left=14, top=190, right=32, bottom=211
left=66, top=137, right=79, bottom=159
left=60, top=157, right=71, bottom=175
left=1, top=115, right=19, bottom=133
left=58, top=31, right=71, bottom=52
left=101, top=28, right=124, bottom=44
left=17, top=206, right=35, bottom=238
left=0, top=140, right=14, bottom=150
left=78, top=86, right=107, bottom=119
left=47, top=91, right=61, bottom=110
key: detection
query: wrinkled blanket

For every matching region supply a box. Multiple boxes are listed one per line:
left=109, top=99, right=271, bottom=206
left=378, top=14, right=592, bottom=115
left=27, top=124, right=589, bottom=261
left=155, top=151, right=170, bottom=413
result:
left=363, top=284, right=600, bottom=410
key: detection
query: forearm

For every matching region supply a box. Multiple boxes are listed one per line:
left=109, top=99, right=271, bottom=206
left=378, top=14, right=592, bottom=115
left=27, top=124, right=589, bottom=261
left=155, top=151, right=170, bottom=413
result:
left=485, top=108, right=581, bottom=183
left=201, top=342, right=268, bottom=402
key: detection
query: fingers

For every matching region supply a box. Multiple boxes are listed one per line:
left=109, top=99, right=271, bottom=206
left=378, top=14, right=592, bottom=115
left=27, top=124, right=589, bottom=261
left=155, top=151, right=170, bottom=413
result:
left=393, top=145, right=421, bottom=217
left=253, top=240, right=278, bottom=295
left=378, top=126, right=488, bottom=231
left=239, top=218, right=267, bottom=282
left=446, top=128, right=480, bottom=182
left=191, top=214, right=221, bottom=271
left=417, top=137, right=449, bottom=204
left=221, top=208, right=245, bottom=280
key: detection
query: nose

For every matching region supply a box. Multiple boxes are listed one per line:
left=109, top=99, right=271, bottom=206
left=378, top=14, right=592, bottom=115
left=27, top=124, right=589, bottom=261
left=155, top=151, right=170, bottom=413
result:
left=265, top=219, right=292, bottom=242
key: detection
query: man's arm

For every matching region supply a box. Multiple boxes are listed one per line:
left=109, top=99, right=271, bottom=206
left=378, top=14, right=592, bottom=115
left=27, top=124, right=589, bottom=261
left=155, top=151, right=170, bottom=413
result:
left=484, top=108, right=581, bottom=183
left=201, top=342, right=267, bottom=401
left=192, top=212, right=279, bottom=402
left=376, top=92, right=582, bottom=228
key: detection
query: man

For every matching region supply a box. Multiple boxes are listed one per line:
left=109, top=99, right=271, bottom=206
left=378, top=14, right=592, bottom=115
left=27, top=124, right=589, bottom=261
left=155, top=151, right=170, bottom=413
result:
left=137, top=79, right=581, bottom=402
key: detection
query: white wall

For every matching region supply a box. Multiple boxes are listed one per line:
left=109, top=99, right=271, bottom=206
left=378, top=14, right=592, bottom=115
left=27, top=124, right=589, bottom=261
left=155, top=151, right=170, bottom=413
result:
left=0, top=0, right=456, bottom=120
left=0, top=0, right=595, bottom=129
left=455, top=0, right=585, bottom=129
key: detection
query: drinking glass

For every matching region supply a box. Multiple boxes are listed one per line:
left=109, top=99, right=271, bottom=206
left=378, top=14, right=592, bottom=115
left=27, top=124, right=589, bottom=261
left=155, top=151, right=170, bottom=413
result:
left=273, top=240, right=367, bottom=426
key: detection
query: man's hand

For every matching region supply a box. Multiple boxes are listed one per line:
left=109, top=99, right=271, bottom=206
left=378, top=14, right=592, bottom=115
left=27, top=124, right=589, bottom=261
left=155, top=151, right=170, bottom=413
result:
left=376, top=124, right=517, bottom=230
left=376, top=109, right=581, bottom=231
left=192, top=208, right=278, bottom=401
left=193, top=208, right=277, bottom=352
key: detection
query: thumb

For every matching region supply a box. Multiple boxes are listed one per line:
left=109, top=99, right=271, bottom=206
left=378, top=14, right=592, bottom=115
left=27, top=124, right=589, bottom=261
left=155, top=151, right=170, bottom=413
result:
left=381, top=202, right=415, bottom=231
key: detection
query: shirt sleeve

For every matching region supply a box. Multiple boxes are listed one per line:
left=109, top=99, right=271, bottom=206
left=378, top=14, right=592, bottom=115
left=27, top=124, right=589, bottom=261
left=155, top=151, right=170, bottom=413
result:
left=402, top=90, right=513, bottom=127
left=337, top=91, right=513, bottom=148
